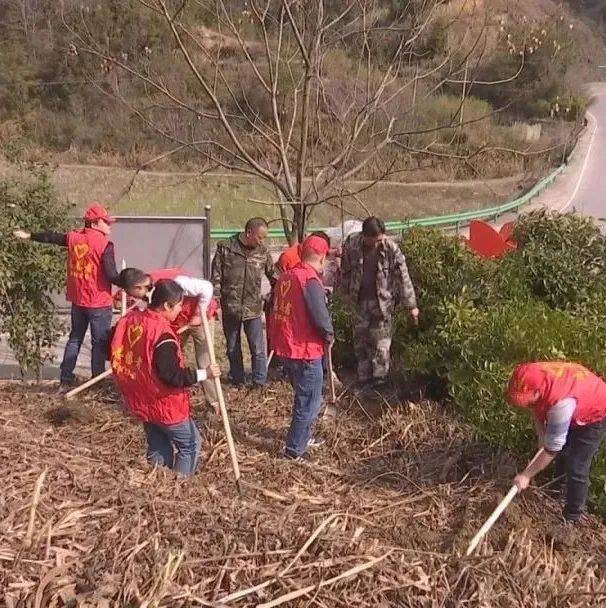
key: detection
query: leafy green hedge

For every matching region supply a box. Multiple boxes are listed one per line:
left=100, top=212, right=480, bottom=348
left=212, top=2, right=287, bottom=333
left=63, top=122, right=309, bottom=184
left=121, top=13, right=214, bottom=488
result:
left=1, top=164, right=71, bottom=376
left=334, top=210, right=606, bottom=515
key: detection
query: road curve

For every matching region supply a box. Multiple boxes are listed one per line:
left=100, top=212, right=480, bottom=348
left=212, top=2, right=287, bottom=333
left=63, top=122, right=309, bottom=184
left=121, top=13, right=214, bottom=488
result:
left=566, top=83, right=606, bottom=218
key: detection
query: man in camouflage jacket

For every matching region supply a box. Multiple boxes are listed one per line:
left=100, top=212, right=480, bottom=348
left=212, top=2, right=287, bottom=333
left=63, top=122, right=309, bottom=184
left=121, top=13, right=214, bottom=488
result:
left=211, top=217, right=278, bottom=386
left=339, top=216, right=419, bottom=388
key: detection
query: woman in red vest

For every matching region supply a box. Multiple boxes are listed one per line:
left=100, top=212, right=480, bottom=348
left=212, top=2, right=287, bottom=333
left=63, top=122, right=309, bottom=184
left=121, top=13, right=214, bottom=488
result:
left=14, top=203, right=121, bottom=389
left=507, top=361, right=606, bottom=522
left=111, top=279, right=220, bottom=476
left=271, top=236, right=334, bottom=461
left=116, top=266, right=219, bottom=408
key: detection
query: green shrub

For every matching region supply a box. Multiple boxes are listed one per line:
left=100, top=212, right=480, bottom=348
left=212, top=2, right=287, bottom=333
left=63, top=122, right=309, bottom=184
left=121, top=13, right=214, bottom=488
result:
left=331, top=294, right=356, bottom=369
left=394, top=218, right=606, bottom=513
left=336, top=214, right=606, bottom=516
left=437, top=299, right=606, bottom=447
left=0, top=164, right=72, bottom=376
left=402, top=226, right=531, bottom=323
left=513, top=210, right=606, bottom=310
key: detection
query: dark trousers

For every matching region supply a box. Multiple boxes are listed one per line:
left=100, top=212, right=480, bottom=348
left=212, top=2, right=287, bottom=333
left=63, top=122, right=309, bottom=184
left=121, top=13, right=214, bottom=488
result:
left=283, top=358, right=324, bottom=457
left=555, top=419, right=606, bottom=521
left=222, top=314, right=267, bottom=385
left=60, top=304, right=113, bottom=383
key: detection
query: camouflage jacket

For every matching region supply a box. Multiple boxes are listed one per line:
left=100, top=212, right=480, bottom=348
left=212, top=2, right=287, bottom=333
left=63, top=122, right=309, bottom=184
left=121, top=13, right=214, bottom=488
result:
left=211, top=234, right=278, bottom=320
left=339, top=232, right=417, bottom=317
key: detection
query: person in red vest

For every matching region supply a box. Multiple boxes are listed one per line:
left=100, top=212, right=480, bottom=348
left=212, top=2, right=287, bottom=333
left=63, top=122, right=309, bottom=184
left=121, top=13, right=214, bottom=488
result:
left=116, top=266, right=219, bottom=408
left=14, top=203, right=121, bottom=389
left=271, top=231, right=332, bottom=361
left=271, top=235, right=334, bottom=461
left=276, top=231, right=331, bottom=273
left=111, top=279, right=220, bottom=476
left=507, top=361, right=606, bottom=522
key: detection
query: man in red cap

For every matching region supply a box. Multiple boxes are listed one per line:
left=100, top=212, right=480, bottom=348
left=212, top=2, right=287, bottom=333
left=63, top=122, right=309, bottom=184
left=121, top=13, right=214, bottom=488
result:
left=14, top=203, right=121, bottom=389
left=270, top=231, right=332, bottom=372
left=271, top=235, right=334, bottom=461
left=506, top=361, right=606, bottom=523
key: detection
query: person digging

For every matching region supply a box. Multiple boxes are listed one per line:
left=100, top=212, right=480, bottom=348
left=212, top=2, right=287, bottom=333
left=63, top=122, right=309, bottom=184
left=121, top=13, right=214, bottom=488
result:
left=507, top=361, right=606, bottom=525
left=117, top=266, right=220, bottom=413
left=111, top=279, right=220, bottom=476
left=14, top=203, right=121, bottom=390
left=271, top=235, right=334, bottom=461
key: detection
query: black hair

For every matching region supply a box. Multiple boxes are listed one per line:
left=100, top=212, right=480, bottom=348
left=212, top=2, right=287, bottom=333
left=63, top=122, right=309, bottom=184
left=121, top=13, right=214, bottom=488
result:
left=149, top=279, right=184, bottom=309
left=245, top=217, right=268, bottom=233
left=362, top=216, right=385, bottom=237
left=119, top=267, right=150, bottom=290
left=311, top=231, right=330, bottom=245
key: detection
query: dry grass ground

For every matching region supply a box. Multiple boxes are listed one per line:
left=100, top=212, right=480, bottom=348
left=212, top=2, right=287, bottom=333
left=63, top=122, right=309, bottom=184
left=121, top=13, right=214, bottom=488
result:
left=0, top=159, right=530, bottom=229
left=1, top=379, right=606, bottom=607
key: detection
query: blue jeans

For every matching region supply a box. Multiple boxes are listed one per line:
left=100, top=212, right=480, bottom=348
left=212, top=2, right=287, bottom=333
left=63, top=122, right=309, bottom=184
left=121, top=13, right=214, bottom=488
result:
left=284, top=358, right=324, bottom=457
left=222, top=314, right=267, bottom=385
left=60, top=304, right=113, bottom=383
left=143, top=418, right=202, bottom=476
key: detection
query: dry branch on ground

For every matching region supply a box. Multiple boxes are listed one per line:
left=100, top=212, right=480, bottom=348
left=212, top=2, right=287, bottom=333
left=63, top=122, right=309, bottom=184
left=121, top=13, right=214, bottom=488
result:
left=1, top=381, right=605, bottom=607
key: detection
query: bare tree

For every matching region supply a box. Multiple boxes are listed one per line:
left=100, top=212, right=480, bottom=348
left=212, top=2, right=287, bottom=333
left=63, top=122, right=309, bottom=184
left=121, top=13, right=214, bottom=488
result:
left=65, top=0, right=521, bottom=243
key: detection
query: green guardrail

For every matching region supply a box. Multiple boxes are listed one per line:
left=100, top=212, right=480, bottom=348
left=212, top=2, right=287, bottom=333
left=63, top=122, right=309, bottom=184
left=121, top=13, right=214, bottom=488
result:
left=209, top=164, right=565, bottom=239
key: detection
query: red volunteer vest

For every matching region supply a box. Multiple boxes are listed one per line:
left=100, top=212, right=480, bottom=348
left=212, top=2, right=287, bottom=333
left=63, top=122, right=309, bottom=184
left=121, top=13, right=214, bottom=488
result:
left=523, top=362, right=606, bottom=426
left=111, top=308, right=190, bottom=425
left=66, top=228, right=112, bottom=307
left=271, top=263, right=325, bottom=360
left=150, top=268, right=199, bottom=330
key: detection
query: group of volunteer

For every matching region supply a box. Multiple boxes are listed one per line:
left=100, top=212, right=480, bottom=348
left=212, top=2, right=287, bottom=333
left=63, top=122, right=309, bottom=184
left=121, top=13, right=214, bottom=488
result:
left=14, top=204, right=606, bottom=524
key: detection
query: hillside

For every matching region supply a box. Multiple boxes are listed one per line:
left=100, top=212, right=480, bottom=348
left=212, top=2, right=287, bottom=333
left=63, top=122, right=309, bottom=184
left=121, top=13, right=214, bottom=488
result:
left=0, top=0, right=603, bottom=182
left=1, top=381, right=606, bottom=606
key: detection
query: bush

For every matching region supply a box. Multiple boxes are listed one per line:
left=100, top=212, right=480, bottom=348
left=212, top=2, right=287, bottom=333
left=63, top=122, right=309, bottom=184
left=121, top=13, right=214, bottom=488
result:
left=513, top=210, right=606, bottom=310
left=434, top=299, right=606, bottom=448
left=333, top=212, right=606, bottom=516
left=0, top=164, right=72, bottom=376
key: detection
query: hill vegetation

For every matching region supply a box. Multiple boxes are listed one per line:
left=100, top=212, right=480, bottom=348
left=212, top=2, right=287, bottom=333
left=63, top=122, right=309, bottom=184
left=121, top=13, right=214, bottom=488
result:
left=0, top=0, right=604, bottom=236
left=0, top=0, right=602, bottom=176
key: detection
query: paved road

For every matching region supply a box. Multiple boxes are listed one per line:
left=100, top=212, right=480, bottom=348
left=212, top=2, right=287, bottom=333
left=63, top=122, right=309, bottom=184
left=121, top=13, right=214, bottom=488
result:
left=568, top=85, right=606, bottom=218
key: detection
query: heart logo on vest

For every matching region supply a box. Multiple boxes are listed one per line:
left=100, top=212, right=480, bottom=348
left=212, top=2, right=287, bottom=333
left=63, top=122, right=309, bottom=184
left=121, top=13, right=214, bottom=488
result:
left=74, top=243, right=90, bottom=259
left=127, top=324, right=144, bottom=348
left=280, top=279, right=291, bottom=298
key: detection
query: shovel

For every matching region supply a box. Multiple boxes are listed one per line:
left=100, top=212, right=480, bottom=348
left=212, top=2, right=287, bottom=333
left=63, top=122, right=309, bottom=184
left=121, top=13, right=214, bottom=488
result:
left=200, top=314, right=242, bottom=492
left=323, top=344, right=338, bottom=418
left=466, top=448, right=545, bottom=556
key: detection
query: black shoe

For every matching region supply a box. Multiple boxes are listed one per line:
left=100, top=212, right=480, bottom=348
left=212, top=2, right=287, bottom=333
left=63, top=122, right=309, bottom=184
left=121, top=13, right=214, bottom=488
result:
left=354, top=380, right=372, bottom=397
left=283, top=448, right=310, bottom=463
left=57, top=379, right=77, bottom=394
left=248, top=381, right=265, bottom=391
left=370, top=378, right=390, bottom=390
left=225, top=377, right=244, bottom=388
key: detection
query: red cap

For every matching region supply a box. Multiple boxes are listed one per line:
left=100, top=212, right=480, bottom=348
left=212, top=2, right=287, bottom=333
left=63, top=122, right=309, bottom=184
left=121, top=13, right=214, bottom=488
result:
left=506, top=363, right=541, bottom=407
left=84, top=203, right=115, bottom=224
left=301, top=235, right=330, bottom=257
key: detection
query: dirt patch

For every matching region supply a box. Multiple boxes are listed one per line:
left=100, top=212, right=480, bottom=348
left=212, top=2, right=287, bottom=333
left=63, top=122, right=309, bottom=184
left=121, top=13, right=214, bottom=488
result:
left=45, top=404, right=97, bottom=426
left=1, top=381, right=605, bottom=606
